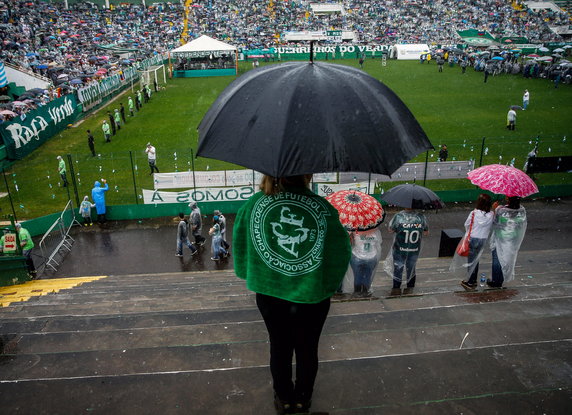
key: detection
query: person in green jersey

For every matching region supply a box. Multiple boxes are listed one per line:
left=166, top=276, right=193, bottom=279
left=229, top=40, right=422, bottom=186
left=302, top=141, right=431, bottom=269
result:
left=16, top=223, right=36, bottom=278
left=56, top=155, right=68, bottom=187
left=385, top=208, right=429, bottom=295
left=128, top=96, right=135, bottom=116
left=234, top=174, right=351, bottom=415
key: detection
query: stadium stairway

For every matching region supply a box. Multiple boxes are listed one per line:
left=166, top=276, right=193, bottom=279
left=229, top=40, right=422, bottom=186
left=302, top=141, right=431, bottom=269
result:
left=0, top=249, right=570, bottom=414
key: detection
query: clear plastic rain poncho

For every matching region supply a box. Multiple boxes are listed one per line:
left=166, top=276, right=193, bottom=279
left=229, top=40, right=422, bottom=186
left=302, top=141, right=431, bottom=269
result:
left=383, top=210, right=428, bottom=286
left=489, top=205, right=527, bottom=281
left=449, top=209, right=494, bottom=278
left=339, top=228, right=382, bottom=294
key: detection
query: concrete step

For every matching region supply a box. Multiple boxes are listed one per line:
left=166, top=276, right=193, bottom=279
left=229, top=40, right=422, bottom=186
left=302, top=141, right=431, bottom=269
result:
left=0, top=340, right=569, bottom=414
left=1, top=294, right=570, bottom=380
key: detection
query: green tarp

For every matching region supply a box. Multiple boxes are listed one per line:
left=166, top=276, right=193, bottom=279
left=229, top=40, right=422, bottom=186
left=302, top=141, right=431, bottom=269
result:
left=457, top=29, right=497, bottom=46
left=0, top=95, right=83, bottom=160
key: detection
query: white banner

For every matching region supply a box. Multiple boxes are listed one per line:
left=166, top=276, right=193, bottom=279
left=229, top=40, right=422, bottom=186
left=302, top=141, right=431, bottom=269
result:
left=142, top=186, right=256, bottom=204
left=374, top=161, right=474, bottom=182
left=315, top=181, right=370, bottom=197
left=153, top=170, right=263, bottom=189
left=313, top=172, right=337, bottom=182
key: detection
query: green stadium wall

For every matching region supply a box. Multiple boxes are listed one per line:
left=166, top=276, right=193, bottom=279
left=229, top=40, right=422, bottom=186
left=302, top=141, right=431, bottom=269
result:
left=21, top=184, right=572, bottom=237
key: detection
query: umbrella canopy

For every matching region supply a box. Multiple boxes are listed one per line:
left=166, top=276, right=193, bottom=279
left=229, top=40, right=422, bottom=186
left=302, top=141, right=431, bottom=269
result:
left=326, top=190, right=385, bottom=231
left=0, top=95, right=11, bottom=102
left=491, top=56, right=504, bottom=60
left=197, top=62, right=433, bottom=177
left=467, top=164, right=538, bottom=198
left=0, top=110, right=17, bottom=116
left=380, top=183, right=444, bottom=210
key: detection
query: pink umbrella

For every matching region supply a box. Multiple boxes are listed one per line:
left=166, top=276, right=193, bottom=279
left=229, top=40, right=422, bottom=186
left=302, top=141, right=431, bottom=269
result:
left=0, top=110, right=17, bottom=116
left=326, top=190, right=385, bottom=231
left=467, top=164, right=538, bottom=197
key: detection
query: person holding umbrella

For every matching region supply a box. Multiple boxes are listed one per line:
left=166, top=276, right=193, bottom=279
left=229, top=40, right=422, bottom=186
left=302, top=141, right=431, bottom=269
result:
left=233, top=174, right=351, bottom=414
left=385, top=206, right=429, bottom=295
left=467, top=164, right=537, bottom=288
left=451, top=194, right=494, bottom=290
left=381, top=184, right=442, bottom=295
left=326, top=190, right=385, bottom=297
left=488, top=196, right=527, bottom=288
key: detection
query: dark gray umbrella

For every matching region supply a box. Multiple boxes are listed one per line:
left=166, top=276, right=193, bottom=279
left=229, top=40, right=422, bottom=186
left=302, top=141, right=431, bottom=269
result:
left=380, top=183, right=444, bottom=210
left=197, top=61, right=433, bottom=177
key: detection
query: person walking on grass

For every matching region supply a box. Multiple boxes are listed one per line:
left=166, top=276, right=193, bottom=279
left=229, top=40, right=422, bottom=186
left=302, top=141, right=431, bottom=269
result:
left=114, top=108, right=121, bottom=131
left=128, top=96, right=135, bottom=116
left=87, top=130, right=96, bottom=156
left=57, top=156, right=68, bottom=187
left=107, top=110, right=116, bottom=135
left=522, top=89, right=529, bottom=110
left=102, top=120, right=111, bottom=142
left=145, top=143, right=159, bottom=174
left=120, top=103, right=126, bottom=123
left=507, top=108, right=517, bottom=130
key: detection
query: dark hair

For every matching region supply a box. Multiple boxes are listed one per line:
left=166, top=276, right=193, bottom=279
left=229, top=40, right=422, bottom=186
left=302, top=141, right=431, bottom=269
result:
left=475, top=193, right=492, bottom=212
left=179, top=212, right=184, bottom=219
left=507, top=196, right=521, bottom=209
left=260, top=174, right=312, bottom=196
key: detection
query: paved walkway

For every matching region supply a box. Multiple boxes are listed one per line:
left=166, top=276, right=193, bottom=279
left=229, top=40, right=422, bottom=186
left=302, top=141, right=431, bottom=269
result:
left=44, top=198, right=572, bottom=279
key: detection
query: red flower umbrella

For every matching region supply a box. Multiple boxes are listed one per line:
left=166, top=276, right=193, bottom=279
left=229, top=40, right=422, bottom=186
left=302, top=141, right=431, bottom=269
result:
left=326, top=190, right=385, bottom=231
left=467, top=164, right=538, bottom=197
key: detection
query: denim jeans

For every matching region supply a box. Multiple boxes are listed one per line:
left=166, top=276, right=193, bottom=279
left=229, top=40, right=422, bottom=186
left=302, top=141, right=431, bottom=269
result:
left=350, top=256, right=378, bottom=292
left=392, top=249, right=419, bottom=288
left=467, top=237, right=486, bottom=284
left=211, top=235, right=227, bottom=259
left=256, top=293, right=330, bottom=404
left=491, top=248, right=504, bottom=286
left=177, top=237, right=196, bottom=255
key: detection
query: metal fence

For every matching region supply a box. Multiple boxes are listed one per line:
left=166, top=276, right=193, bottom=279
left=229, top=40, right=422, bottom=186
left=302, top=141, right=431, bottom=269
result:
left=37, top=200, right=81, bottom=275
left=0, top=134, right=569, bottom=220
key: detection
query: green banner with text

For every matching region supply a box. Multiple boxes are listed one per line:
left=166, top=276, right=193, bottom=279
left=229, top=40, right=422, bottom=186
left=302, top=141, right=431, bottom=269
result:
left=0, top=95, right=83, bottom=160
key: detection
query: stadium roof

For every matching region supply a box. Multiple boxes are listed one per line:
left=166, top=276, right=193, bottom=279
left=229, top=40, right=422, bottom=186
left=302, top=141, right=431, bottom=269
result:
left=171, top=35, right=236, bottom=53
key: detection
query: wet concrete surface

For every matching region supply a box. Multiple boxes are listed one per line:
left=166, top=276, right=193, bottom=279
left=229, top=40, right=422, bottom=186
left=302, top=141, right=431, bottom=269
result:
left=46, top=197, right=572, bottom=278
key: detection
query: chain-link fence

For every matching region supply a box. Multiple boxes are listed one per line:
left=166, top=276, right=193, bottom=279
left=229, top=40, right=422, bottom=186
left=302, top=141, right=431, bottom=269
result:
left=0, top=134, right=569, bottom=220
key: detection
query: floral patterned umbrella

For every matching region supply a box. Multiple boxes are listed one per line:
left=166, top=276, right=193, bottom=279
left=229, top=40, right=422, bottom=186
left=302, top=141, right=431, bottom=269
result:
left=326, top=190, right=385, bottom=231
left=467, top=164, right=539, bottom=197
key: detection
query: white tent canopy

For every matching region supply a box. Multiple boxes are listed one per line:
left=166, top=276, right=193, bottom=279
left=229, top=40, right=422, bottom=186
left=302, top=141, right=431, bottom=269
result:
left=171, top=35, right=237, bottom=55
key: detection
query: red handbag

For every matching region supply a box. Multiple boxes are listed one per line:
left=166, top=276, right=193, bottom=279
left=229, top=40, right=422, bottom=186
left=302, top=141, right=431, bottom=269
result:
left=456, top=212, right=474, bottom=257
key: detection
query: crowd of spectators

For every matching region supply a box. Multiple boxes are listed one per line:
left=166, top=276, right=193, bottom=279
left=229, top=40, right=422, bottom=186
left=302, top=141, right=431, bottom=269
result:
left=0, top=0, right=569, bottom=85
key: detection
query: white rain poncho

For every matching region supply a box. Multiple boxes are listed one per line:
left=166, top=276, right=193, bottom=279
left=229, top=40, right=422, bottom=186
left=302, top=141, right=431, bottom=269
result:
left=449, top=209, right=494, bottom=278
left=383, top=210, right=428, bottom=286
left=340, top=228, right=382, bottom=294
left=490, top=205, right=527, bottom=281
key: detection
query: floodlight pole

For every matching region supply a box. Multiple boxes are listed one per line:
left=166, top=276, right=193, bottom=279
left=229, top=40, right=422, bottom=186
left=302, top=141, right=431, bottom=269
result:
left=2, top=168, right=17, bottom=222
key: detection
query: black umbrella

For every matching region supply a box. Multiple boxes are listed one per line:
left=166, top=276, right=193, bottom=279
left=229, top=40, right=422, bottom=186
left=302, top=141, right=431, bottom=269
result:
left=197, top=61, right=433, bottom=177
left=380, top=183, right=444, bottom=210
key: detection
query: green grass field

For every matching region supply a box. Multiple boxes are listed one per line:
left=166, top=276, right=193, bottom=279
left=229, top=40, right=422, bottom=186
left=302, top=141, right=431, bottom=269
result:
left=2, top=59, right=571, bottom=219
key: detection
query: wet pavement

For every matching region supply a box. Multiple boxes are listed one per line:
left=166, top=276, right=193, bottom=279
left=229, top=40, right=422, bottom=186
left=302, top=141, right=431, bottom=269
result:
left=45, top=197, right=572, bottom=278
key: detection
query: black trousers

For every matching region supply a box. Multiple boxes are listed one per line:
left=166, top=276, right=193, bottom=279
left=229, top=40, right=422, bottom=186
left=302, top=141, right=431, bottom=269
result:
left=256, top=293, right=330, bottom=404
